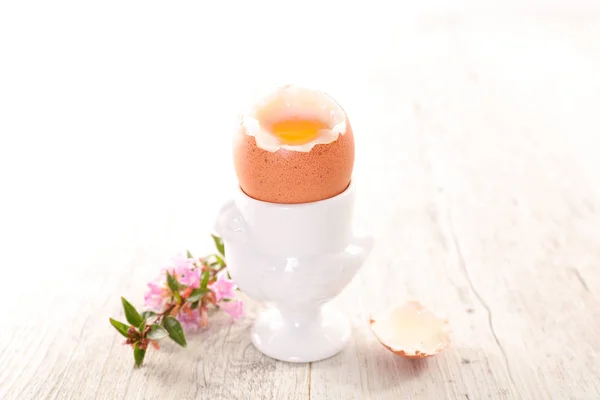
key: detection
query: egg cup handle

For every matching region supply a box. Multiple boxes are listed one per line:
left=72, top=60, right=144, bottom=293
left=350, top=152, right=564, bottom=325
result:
left=214, top=199, right=246, bottom=244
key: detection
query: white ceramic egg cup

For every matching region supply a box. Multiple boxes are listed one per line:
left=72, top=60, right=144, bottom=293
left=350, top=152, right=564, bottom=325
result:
left=213, top=182, right=373, bottom=363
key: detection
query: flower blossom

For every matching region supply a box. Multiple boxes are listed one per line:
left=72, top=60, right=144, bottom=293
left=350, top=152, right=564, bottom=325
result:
left=168, top=254, right=200, bottom=288
left=177, top=305, right=209, bottom=331
left=208, top=272, right=237, bottom=302
left=144, top=254, right=200, bottom=311
left=144, top=282, right=170, bottom=311
left=143, top=250, right=243, bottom=331
left=220, top=299, right=245, bottom=321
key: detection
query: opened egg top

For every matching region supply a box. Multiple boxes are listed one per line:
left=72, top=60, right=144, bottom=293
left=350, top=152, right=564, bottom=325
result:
left=233, top=85, right=355, bottom=204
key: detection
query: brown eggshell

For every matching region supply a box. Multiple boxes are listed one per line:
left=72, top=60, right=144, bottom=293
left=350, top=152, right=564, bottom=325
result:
left=233, top=114, right=355, bottom=204
left=369, top=301, right=451, bottom=359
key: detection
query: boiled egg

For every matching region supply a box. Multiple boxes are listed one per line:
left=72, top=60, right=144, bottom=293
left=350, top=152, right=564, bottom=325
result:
left=233, top=85, right=355, bottom=204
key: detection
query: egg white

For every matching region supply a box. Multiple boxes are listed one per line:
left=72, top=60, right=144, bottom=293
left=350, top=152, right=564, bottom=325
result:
left=241, top=85, right=347, bottom=153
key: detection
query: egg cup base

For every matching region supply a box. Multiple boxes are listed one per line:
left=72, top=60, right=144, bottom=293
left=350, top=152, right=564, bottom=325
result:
left=250, top=303, right=351, bottom=363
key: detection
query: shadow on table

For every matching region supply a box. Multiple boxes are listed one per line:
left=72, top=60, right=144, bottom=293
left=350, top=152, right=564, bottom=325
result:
left=156, top=311, right=246, bottom=355
left=309, top=337, right=431, bottom=395
left=357, top=339, right=430, bottom=380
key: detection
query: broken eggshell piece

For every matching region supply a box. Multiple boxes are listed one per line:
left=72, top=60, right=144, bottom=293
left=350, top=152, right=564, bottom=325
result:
left=369, top=300, right=451, bottom=359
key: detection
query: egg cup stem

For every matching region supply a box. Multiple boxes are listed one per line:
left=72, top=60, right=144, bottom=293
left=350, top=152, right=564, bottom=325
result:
left=251, top=304, right=351, bottom=363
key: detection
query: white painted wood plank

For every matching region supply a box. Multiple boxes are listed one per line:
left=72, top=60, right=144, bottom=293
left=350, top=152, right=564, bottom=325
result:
left=311, top=16, right=600, bottom=400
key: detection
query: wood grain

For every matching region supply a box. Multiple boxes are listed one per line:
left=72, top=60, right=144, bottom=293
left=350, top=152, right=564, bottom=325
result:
left=2, top=9, right=600, bottom=400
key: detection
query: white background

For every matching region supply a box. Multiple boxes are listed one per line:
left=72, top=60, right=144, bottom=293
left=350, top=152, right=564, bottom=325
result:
left=1, top=1, right=600, bottom=277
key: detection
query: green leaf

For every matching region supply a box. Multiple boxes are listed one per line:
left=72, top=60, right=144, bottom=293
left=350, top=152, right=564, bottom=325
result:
left=186, top=288, right=209, bottom=303
left=141, top=310, right=157, bottom=320
left=186, top=250, right=193, bottom=259
left=166, top=270, right=180, bottom=293
left=190, top=301, right=200, bottom=310
left=109, top=318, right=130, bottom=338
left=200, top=270, right=210, bottom=290
left=147, top=324, right=169, bottom=340
left=211, top=234, right=225, bottom=257
left=121, top=297, right=144, bottom=327
left=138, top=320, right=147, bottom=333
left=214, top=254, right=226, bottom=267
left=133, top=343, right=146, bottom=368
left=162, top=316, right=187, bottom=347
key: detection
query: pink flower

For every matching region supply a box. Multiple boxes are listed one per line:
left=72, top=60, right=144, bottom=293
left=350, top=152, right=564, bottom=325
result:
left=171, top=253, right=195, bottom=270
left=144, top=282, right=169, bottom=311
left=177, top=307, right=200, bottom=331
left=143, top=253, right=200, bottom=311
left=177, top=304, right=209, bottom=331
left=220, top=299, right=245, bottom=321
left=167, top=254, right=200, bottom=288
left=208, top=272, right=237, bottom=302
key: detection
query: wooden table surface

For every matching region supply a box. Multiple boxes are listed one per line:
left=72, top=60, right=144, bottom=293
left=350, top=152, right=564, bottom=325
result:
left=1, top=4, right=600, bottom=400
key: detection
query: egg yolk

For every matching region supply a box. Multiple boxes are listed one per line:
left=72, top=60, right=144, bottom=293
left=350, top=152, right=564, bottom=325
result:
left=268, top=118, right=328, bottom=145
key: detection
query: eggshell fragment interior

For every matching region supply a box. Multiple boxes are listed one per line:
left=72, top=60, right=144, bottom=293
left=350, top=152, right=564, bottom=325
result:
left=369, top=301, right=451, bottom=359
